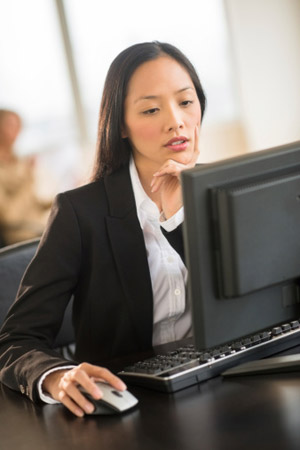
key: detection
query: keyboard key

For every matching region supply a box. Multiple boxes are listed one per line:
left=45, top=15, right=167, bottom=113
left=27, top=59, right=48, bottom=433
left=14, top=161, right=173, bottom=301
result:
left=200, top=353, right=212, bottom=363
left=186, top=352, right=201, bottom=359
left=272, top=326, right=283, bottom=336
left=166, top=351, right=179, bottom=356
left=290, top=320, right=300, bottom=329
left=242, top=338, right=252, bottom=347
left=146, top=366, right=162, bottom=375
left=123, top=365, right=136, bottom=373
left=178, top=357, right=191, bottom=364
left=231, top=341, right=244, bottom=351
left=219, top=345, right=231, bottom=355
left=251, top=334, right=261, bottom=345
left=135, top=366, right=151, bottom=374
left=211, top=349, right=221, bottom=359
left=260, top=331, right=271, bottom=342
left=177, top=352, right=188, bottom=358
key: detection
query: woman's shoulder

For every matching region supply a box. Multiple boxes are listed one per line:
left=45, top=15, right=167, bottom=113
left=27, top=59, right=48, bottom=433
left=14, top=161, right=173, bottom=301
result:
left=52, top=179, right=107, bottom=216
left=56, top=164, right=130, bottom=211
left=60, top=179, right=105, bottom=201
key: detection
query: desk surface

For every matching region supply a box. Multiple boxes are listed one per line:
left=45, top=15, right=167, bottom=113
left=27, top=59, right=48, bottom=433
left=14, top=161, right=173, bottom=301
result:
left=1, top=350, right=300, bottom=450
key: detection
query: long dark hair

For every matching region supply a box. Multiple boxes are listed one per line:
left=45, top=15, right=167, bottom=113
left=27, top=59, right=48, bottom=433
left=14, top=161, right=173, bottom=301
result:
left=91, top=41, right=206, bottom=180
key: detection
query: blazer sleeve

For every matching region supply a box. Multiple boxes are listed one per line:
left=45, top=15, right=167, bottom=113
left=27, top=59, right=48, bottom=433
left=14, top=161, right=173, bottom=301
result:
left=0, top=192, right=81, bottom=403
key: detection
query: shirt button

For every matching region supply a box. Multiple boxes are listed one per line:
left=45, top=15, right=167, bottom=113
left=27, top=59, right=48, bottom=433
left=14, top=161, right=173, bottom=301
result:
left=174, top=288, right=181, bottom=296
left=167, top=256, right=174, bottom=263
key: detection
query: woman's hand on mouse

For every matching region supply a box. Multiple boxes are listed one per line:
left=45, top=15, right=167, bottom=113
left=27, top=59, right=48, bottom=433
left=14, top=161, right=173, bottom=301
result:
left=42, top=362, right=127, bottom=417
left=150, top=125, right=200, bottom=219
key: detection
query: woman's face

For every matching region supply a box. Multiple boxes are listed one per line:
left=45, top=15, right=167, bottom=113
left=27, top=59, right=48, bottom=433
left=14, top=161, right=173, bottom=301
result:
left=123, top=56, right=201, bottom=173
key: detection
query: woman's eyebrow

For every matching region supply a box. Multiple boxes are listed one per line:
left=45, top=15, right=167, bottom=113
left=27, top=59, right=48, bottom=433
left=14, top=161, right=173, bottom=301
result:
left=134, top=86, right=194, bottom=104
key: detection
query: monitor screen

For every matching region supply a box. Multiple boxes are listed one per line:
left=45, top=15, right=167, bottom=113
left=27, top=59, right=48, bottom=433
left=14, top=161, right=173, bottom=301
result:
left=181, top=140, right=300, bottom=351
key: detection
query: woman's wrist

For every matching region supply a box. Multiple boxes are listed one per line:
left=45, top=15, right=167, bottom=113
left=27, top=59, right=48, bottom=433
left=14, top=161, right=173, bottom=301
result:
left=161, top=203, right=183, bottom=221
left=42, top=368, right=69, bottom=396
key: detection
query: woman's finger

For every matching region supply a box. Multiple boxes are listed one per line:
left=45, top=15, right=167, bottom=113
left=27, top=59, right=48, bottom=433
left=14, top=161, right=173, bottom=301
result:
left=191, top=125, right=200, bottom=165
left=91, top=366, right=127, bottom=390
left=59, top=374, right=97, bottom=414
left=57, top=388, right=85, bottom=418
left=151, top=175, right=166, bottom=193
left=151, top=160, right=185, bottom=193
left=62, top=365, right=101, bottom=398
left=64, top=363, right=126, bottom=399
left=152, top=160, right=184, bottom=179
left=76, top=363, right=127, bottom=391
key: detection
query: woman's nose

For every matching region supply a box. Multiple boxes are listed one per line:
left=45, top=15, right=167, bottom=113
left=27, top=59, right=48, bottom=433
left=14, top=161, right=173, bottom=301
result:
left=165, top=106, right=184, bottom=132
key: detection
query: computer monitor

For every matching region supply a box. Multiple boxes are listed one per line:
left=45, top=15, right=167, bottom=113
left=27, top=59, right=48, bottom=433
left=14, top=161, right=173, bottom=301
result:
left=181, top=140, right=300, bottom=351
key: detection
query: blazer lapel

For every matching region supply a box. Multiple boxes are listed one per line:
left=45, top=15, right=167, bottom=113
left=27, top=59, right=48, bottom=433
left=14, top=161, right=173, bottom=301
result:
left=104, top=165, right=153, bottom=350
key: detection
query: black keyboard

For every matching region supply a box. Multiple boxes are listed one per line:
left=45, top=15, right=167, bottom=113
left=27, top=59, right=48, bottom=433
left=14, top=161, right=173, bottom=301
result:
left=118, top=320, right=300, bottom=392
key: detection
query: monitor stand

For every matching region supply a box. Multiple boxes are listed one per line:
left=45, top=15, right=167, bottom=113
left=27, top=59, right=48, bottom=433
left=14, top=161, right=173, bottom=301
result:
left=222, top=353, right=300, bottom=377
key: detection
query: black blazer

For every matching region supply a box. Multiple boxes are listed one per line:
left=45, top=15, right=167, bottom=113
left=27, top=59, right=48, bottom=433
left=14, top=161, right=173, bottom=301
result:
left=0, top=164, right=184, bottom=402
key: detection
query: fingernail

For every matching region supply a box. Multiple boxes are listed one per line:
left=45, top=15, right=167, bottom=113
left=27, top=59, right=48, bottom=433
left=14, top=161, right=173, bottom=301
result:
left=92, top=387, right=102, bottom=399
left=75, top=408, right=84, bottom=417
left=85, top=403, right=95, bottom=414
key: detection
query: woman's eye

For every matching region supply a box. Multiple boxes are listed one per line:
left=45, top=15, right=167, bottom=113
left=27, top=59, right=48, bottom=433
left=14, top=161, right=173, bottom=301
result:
left=143, top=108, right=159, bottom=115
left=181, top=100, right=193, bottom=107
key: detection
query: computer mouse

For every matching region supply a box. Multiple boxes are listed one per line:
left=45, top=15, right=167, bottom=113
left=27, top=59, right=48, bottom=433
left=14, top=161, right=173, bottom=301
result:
left=80, top=381, right=139, bottom=415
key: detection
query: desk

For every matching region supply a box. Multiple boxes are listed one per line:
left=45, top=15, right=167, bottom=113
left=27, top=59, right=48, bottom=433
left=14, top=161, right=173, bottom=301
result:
left=1, top=351, right=300, bottom=450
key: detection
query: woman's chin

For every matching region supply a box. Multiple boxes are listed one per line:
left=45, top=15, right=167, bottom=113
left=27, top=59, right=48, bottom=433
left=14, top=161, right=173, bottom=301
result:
left=170, top=151, right=194, bottom=166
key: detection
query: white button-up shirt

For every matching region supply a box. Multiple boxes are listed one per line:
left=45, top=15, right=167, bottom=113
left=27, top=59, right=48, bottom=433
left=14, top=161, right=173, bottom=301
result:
left=129, top=157, right=192, bottom=346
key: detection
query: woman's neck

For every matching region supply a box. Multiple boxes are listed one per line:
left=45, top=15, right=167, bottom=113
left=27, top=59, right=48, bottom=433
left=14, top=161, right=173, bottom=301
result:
left=133, top=157, right=162, bottom=210
left=0, top=145, right=15, bottom=163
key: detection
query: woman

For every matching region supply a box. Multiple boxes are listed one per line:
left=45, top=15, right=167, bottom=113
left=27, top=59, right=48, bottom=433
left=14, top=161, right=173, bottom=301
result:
left=0, top=41, right=206, bottom=417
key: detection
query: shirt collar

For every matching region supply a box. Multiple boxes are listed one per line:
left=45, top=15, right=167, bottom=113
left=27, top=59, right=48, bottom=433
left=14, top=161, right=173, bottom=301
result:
left=129, top=156, right=160, bottom=228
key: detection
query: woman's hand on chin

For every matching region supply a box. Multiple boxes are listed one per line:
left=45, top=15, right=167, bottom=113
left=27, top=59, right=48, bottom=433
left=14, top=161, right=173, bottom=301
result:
left=150, top=125, right=200, bottom=219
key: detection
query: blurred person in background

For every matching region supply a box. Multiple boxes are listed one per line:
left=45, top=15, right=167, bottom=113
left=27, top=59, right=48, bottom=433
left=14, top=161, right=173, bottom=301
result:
left=0, top=109, right=51, bottom=247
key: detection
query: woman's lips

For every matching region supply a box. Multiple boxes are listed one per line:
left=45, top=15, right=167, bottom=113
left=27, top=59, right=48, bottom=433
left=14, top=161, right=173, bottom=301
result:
left=165, top=136, right=189, bottom=151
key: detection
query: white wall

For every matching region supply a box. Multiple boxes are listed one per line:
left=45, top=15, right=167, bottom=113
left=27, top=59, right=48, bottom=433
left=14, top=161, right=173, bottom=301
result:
left=224, top=0, right=300, bottom=151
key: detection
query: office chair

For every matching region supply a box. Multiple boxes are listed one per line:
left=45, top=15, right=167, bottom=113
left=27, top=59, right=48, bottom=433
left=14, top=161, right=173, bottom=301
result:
left=0, top=238, right=75, bottom=359
left=0, top=227, right=7, bottom=249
